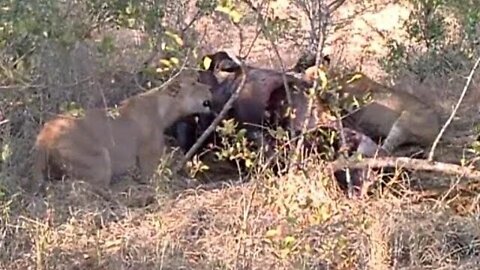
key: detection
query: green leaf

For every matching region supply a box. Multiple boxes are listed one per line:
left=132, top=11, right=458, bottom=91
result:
left=265, top=229, right=279, bottom=238
left=318, top=68, right=328, bottom=89
left=229, top=9, right=243, bottom=23
left=165, top=31, right=184, bottom=46
left=346, top=73, right=363, bottom=84
left=159, top=59, right=173, bottom=68
left=284, top=236, right=295, bottom=246
left=215, top=5, right=243, bottom=24
left=169, top=57, right=180, bottom=66
left=202, top=56, right=212, bottom=70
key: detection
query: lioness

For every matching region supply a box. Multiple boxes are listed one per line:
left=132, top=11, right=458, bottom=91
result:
left=32, top=69, right=213, bottom=196
left=304, top=64, right=442, bottom=154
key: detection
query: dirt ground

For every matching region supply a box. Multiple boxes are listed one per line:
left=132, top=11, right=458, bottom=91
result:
left=2, top=0, right=480, bottom=269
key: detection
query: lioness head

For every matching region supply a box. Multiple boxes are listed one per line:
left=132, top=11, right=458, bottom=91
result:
left=173, top=70, right=214, bottom=116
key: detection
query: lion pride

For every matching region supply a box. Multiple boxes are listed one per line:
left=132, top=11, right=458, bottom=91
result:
left=31, top=69, right=213, bottom=196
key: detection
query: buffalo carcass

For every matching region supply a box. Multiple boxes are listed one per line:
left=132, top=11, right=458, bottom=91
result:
left=165, top=51, right=312, bottom=155
left=165, top=51, right=391, bottom=196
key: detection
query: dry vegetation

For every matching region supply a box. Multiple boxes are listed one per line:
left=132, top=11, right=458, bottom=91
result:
left=2, top=0, right=480, bottom=269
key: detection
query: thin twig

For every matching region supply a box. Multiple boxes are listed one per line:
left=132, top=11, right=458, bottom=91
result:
left=143, top=49, right=194, bottom=95
left=135, top=20, right=209, bottom=91
left=327, top=0, right=347, bottom=12
left=138, top=26, right=209, bottom=97
left=181, top=10, right=203, bottom=33
left=293, top=1, right=329, bottom=162
left=240, top=26, right=262, bottom=59
left=428, top=55, right=480, bottom=161
left=241, top=0, right=295, bottom=139
left=140, top=5, right=202, bottom=74
left=240, top=0, right=267, bottom=59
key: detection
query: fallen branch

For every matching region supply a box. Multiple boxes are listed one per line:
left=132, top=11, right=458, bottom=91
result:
left=428, top=55, right=480, bottom=161
left=330, top=157, right=480, bottom=181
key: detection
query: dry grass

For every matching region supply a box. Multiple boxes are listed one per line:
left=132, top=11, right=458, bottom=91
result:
left=3, top=163, right=480, bottom=269
left=2, top=0, right=480, bottom=269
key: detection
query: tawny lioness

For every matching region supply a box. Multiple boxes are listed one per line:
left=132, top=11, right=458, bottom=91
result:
left=32, top=69, right=213, bottom=196
left=303, top=63, right=441, bottom=154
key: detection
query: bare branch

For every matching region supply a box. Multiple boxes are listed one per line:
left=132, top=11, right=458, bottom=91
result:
left=181, top=10, right=203, bottom=33
left=327, top=0, right=347, bottom=14
left=239, top=25, right=262, bottom=59
left=428, top=55, right=480, bottom=161
left=240, top=0, right=268, bottom=58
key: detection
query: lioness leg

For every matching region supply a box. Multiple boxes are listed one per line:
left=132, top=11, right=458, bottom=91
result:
left=381, top=111, right=411, bottom=153
left=60, top=147, right=114, bottom=201
left=357, top=133, right=388, bottom=157
left=87, top=147, right=113, bottom=187
left=30, top=147, right=50, bottom=195
left=82, top=148, right=114, bottom=200
left=137, top=135, right=163, bottom=184
left=138, top=148, right=161, bottom=184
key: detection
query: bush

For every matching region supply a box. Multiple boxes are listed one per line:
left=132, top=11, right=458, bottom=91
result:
left=380, top=0, right=480, bottom=81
